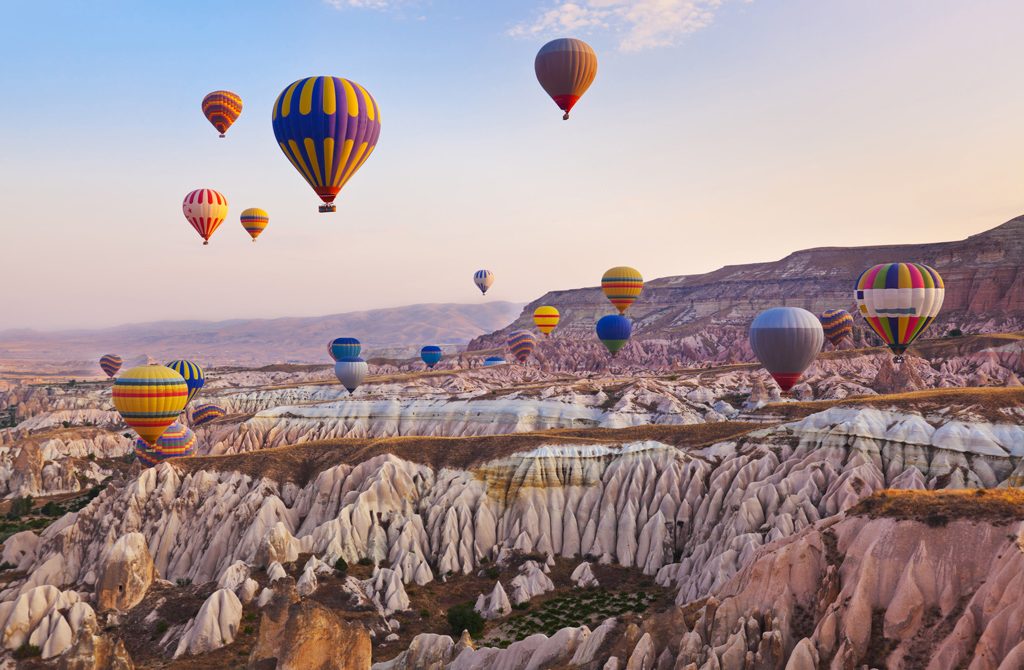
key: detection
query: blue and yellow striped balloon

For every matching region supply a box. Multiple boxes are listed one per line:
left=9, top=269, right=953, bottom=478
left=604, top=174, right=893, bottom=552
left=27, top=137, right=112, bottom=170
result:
left=191, top=403, right=226, bottom=427
left=272, top=76, right=381, bottom=213
left=135, top=422, right=197, bottom=467
left=328, top=337, right=361, bottom=362
left=165, top=360, right=205, bottom=406
left=819, top=309, right=854, bottom=347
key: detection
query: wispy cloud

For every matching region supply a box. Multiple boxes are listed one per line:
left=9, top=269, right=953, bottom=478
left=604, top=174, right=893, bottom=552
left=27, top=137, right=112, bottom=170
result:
left=509, top=0, right=732, bottom=52
left=324, top=0, right=402, bottom=10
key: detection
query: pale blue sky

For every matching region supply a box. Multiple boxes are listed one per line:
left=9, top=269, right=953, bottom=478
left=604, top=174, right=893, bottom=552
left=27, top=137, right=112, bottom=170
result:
left=2, top=0, right=1022, bottom=329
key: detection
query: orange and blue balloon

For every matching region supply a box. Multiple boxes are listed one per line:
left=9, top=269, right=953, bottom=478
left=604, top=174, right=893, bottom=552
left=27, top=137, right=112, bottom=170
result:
left=855, top=263, right=944, bottom=362
left=596, top=314, right=632, bottom=356
left=191, top=403, right=225, bottom=427
left=112, top=365, right=188, bottom=446
left=272, top=76, right=381, bottom=213
left=819, top=309, right=854, bottom=348
left=507, top=330, right=537, bottom=363
left=202, top=91, right=242, bottom=138
left=535, top=38, right=598, bottom=120
left=99, top=354, right=122, bottom=379
left=135, top=422, right=197, bottom=467
left=420, top=346, right=442, bottom=369
left=240, top=208, right=269, bottom=242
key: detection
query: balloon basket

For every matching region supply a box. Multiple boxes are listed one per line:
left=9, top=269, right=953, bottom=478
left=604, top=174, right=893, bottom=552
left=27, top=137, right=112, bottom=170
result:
left=893, top=355, right=905, bottom=364
left=318, top=203, right=337, bottom=213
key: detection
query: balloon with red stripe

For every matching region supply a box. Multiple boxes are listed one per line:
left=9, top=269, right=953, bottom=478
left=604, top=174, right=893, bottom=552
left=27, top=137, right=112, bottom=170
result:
left=535, top=38, right=598, bottom=120
left=112, top=365, right=189, bottom=446
left=507, top=330, right=537, bottom=363
left=601, top=267, right=643, bottom=314
left=135, top=422, right=197, bottom=467
left=182, top=189, right=228, bottom=245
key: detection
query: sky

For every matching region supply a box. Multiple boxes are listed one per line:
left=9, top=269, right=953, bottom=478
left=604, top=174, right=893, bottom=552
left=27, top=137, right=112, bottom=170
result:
left=1, top=0, right=1023, bottom=330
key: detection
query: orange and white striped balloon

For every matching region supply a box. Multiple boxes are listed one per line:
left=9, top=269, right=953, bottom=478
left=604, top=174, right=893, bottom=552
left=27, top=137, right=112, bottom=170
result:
left=182, top=189, right=228, bottom=245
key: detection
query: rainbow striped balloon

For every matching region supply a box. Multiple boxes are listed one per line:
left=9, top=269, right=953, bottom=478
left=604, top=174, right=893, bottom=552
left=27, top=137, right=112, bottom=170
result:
left=134, top=422, right=197, bottom=467
left=183, top=189, right=228, bottom=245
left=272, top=76, right=382, bottom=213
left=191, top=403, right=225, bottom=427
left=99, top=354, right=122, bottom=378
left=166, top=360, right=205, bottom=406
left=507, top=330, right=537, bottom=363
left=240, top=208, right=269, bottom=242
left=601, top=267, right=643, bottom=314
left=855, top=263, right=944, bottom=361
left=819, top=309, right=854, bottom=347
left=533, top=306, right=560, bottom=336
left=113, top=365, right=188, bottom=446
left=201, top=90, right=242, bottom=137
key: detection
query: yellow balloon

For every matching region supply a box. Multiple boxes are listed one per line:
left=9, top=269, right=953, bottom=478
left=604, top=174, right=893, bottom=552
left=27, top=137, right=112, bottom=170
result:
left=112, top=365, right=189, bottom=446
left=533, top=305, right=560, bottom=336
left=601, top=267, right=643, bottom=314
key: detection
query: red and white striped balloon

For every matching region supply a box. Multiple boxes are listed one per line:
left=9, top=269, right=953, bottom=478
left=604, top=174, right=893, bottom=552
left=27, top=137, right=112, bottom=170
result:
left=182, top=189, right=228, bottom=245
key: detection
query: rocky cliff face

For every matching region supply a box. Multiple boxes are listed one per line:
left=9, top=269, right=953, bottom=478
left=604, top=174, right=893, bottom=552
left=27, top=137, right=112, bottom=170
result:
left=470, top=216, right=1024, bottom=369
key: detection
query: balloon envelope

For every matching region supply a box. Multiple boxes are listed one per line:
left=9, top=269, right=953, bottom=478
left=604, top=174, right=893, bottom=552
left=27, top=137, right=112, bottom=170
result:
left=191, top=403, right=226, bottom=427
left=135, top=422, right=197, bottom=467
left=99, top=354, right=122, bottom=379
left=183, top=189, right=228, bottom=245
left=506, top=330, right=537, bottom=363
left=596, top=314, right=632, bottom=355
left=474, top=270, right=494, bottom=295
left=165, top=360, right=205, bottom=406
left=420, top=346, right=442, bottom=369
left=535, top=38, right=598, bottom=120
left=855, top=263, right=944, bottom=359
left=819, top=309, right=854, bottom=347
left=201, top=90, right=242, bottom=137
left=749, top=307, right=824, bottom=392
left=533, top=306, right=560, bottom=335
left=334, top=357, right=368, bottom=393
left=272, top=76, right=381, bottom=212
left=240, top=208, right=269, bottom=241
left=601, top=267, right=643, bottom=314
left=328, top=337, right=361, bottom=362
left=113, top=365, right=188, bottom=446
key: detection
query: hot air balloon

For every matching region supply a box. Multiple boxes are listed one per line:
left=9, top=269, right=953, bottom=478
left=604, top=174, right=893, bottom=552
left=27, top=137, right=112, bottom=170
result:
left=533, top=306, right=560, bottom=336
left=240, top=208, right=269, bottom=242
left=165, top=360, right=205, bottom=406
left=596, top=314, right=632, bottom=356
left=191, top=403, right=226, bottom=427
left=113, top=365, right=188, bottom=446
left=474, top=270, right=494, bottom=295
left=201, top=90, right=242, bottom=138
left=183, top=189, right=228, bottom=245
left=328, top=337, right=361, bottom=362
left=819, top=309, right=854, bottom=348
left=855, top=263, right=945, bottom=363
left=535, top=38, right=598, bottom=120
left=601, top=267, right=643, bottom=314
left=99, top=354, right=122, bottom=379
left=749, top=307, right=824, bottom=392
left=134, top=422, right=197, bottom=467
left=272, top=76, right=381, bottom=213
left=334, top=357, right=368, bottom=393
left=483, top=356, right=506, bottom=367
left=420, top=346, right=442, bottom=369
left=507, top=330, right=537, bottom=363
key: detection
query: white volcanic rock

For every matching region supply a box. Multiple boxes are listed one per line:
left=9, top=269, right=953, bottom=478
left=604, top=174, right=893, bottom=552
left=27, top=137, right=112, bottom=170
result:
left=446, top=626, right=590, bottom=670
left=173, top=588, right=242, bottom=658
left=2, top=531, right=39, bottom=571
left=373, top=632, right=456, bottom=670
left=508, top=560, right=554, bottom=605
left=216, top=560, right=250, bottom=593
left=95, top=532, right=154, bottom=612
left=570, top=562, right=599, bottom=588
left=474, top=581, right=511, bottom=620
left=366, top=567, right=410, bottom=617
left=0, top=585, right=93, bottom=658
left=296, top=556, right=332, bottom=598
left=266, top=561, right=287, bottom=583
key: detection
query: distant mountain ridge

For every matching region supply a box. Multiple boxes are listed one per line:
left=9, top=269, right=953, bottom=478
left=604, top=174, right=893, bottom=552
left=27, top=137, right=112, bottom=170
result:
left=0, top=302, right=524, bottom=367
left=469, top=215, right=1024, bottom=369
